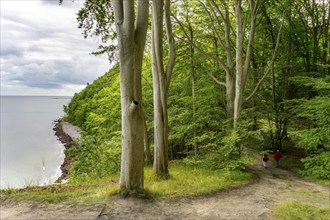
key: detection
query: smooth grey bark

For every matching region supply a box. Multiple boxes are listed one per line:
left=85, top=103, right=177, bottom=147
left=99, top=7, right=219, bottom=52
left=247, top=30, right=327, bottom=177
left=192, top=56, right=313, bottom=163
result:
left=233, top=0, right=243, bottom=128
left=143, top=113, right=152, bottom=165
left=209, top=0, right=235, bottom=119
left=188, top=23, right=197, bottom=156
left=224, top=7, right=235, bottom=120
left=234, top=0, right=286, bottom=128
left=233, top=0, right=258, bottom=128
left=113, top=0, right=149, bottom=194
left=151, top=0, right=175, bottom=177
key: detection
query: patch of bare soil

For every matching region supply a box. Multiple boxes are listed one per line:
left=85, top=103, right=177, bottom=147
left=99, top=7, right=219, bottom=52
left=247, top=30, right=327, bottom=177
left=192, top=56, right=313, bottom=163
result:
left=1, top=163, right=329, bottom=220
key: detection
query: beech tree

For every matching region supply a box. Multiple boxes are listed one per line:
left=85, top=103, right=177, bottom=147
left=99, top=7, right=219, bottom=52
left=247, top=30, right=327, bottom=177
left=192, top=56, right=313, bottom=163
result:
left=151, top=0, right=176, bottom=177
left=173, top=0, right=235, bottom=121
left=173, top=0, right=285, bottom=129
left=113, top=0, right=149, bottom=194
left=76, top=0, right=149, bottom=194
left=172, top=0, right=258, bottom=127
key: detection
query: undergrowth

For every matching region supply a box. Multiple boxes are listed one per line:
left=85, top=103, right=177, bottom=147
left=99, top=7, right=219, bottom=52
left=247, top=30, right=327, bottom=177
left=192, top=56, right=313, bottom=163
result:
left=280, top=154, right=330, bottom=186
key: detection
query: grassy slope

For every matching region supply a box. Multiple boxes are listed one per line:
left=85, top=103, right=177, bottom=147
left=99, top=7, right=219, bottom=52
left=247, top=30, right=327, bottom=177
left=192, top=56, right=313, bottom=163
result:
left=0, top=160, right=255, bottom=204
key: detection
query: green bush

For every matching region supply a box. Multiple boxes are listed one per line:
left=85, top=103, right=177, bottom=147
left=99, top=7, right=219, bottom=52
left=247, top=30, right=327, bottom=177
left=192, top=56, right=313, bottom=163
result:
left=69, top=134, right=121, bottom=182
left=300, top=151, right=330, bottom=179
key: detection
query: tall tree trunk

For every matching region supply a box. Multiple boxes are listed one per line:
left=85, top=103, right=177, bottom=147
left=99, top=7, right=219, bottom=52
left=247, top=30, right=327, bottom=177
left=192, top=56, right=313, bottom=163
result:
left=311, top=0, right=319, bottom=72
left=152, top=0, right=168, bottom=178
left=233, top=0, right=244, bottom=128
left=143, top=113, right=152, bottom=165
left=151, top=0, right=175, bottom=178
left=188, top=23, right=197, bottom=156
left=114, top=0, right=149, bottom=194
left=224, top=7, right=235, bottom=120
left=322, top=0, right=330, bottom=75
left=233, top=0, right=257, bottom=128
left=226, top=70, right=235, bottom=121
left=251, top=53, right=258, bottom=130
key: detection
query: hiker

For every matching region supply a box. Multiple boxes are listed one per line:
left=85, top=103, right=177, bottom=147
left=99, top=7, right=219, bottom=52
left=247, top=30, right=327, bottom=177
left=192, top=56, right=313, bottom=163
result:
left=274, top=149, right=281, bottom=168
left=262, top=153, right=269, bottom=168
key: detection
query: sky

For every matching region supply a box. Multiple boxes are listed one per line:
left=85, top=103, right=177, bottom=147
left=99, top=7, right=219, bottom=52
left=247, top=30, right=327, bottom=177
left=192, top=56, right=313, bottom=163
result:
left=0, top=0, right=111, bottom=96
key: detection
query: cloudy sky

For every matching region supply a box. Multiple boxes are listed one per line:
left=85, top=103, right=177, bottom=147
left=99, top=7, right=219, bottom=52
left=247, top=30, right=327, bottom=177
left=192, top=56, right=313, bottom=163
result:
left=1, top=0, right=110, bottom=96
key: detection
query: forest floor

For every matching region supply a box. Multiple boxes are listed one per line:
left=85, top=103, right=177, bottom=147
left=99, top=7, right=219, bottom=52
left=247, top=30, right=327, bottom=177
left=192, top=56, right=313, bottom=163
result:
left=1, top=161, right=329, bottom=220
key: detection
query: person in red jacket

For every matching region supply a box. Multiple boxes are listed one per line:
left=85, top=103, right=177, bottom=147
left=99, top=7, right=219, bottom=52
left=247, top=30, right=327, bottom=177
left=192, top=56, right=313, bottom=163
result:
left=274, top=149, right=281, bottom=168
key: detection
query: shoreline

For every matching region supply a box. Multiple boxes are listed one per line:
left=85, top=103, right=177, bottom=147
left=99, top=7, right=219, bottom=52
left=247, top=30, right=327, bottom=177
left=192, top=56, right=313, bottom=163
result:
left=53, top=120, right=80, bottom=183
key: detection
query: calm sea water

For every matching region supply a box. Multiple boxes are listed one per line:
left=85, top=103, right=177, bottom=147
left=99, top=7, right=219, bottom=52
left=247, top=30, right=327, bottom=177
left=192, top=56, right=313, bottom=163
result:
left=0, top=96, right=71, bottom=189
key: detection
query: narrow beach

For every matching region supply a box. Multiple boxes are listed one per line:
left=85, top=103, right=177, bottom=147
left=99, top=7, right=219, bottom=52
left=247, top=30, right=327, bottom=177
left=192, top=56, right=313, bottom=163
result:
left=53, top=120, right=81, bottom=182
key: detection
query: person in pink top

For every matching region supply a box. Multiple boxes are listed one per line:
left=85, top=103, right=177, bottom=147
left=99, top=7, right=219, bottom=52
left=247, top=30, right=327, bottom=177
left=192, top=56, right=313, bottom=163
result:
left=262, top=153, right=269, bottom=168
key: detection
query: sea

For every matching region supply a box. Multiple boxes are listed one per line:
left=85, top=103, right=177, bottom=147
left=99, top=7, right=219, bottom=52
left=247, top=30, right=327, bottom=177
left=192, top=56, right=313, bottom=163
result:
left=0, top=96, right=71, bottom=189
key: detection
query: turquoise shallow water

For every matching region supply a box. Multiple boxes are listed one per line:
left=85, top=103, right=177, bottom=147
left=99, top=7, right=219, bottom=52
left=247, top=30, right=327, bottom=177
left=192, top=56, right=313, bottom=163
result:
left=0, top=96, right=71, bottom=189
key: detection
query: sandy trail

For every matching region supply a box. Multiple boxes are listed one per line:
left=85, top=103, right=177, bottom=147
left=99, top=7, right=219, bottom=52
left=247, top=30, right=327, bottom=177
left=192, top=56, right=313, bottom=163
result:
left=1, top=163, right=329, bottom=220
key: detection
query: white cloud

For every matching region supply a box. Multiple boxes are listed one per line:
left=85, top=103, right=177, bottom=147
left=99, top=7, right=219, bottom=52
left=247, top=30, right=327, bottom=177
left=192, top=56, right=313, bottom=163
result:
left=0, top=0, right=110, bottom=96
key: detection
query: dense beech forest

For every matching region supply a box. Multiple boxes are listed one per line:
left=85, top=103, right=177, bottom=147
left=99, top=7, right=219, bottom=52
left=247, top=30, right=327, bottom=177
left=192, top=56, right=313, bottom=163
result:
left=63, top=0, right=329, bottom=193
left=1, top=2, right=329, bottom=219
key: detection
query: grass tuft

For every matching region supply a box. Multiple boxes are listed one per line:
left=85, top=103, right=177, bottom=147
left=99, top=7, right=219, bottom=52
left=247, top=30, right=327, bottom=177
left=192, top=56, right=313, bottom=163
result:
left=275, top=200, right=330, bottom=220
left=144, top=160, right=255, bottom=198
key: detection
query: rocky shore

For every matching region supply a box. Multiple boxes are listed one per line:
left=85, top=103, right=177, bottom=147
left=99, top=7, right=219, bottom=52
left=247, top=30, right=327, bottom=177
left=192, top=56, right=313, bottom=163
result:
left=53, top=120, right=81, bottom=183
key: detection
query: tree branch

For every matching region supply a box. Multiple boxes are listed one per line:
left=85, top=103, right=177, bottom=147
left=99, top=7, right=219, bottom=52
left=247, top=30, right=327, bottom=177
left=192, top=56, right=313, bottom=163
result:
left=244, top=12, right=285, bottom=103
left=208, top=73, right=226, bottom=87
left=197, top=0, right=226, bottom=51
left=243, top=0, right=259, bottom=85
left=113, top=0, right=123, bottom=26
left=172, top=13, right=229, bottom=72
left=165, top=0, right=176, bottom=91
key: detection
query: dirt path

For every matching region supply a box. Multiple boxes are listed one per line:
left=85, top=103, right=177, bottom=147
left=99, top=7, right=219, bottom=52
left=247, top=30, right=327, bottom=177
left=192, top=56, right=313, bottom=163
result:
left=1, top=163, right=329, bottom=220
